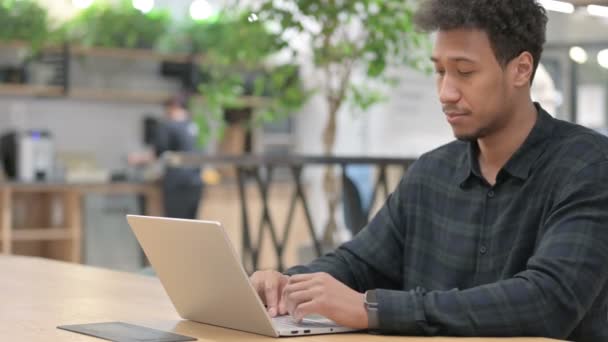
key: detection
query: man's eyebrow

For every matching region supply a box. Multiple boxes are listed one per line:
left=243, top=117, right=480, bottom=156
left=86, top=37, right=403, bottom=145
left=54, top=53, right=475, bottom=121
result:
left=430, top=56, right=478, bottom=63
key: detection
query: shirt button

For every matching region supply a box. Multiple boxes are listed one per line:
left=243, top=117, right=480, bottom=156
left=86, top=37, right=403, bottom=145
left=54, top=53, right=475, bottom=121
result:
left=487, top=190, right=495, bottom=198
left=479, top=246, right=488, bottom=255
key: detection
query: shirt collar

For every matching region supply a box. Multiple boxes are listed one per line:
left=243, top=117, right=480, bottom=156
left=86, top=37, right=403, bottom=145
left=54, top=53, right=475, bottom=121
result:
left=455, top=142, right=479, bottom=187
left=456, top=103, right=555, bottom=187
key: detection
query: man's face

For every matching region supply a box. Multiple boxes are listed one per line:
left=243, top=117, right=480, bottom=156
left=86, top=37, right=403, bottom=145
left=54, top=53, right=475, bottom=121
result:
left=164, top=104, right=179, bottom=118
left=431, top=29, right=514, bottom=141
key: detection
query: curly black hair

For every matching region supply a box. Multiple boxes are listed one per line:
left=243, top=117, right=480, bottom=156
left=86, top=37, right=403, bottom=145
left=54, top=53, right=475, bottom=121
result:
left=414, top=0, right=548, bottom=83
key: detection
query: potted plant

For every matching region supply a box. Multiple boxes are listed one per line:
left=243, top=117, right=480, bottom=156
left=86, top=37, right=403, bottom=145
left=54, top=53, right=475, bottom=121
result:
left=0, top=0, right=67, bottom=86
left=0, top=0, right=53, bottom=51
left=64, top=0, right=171, bottom=50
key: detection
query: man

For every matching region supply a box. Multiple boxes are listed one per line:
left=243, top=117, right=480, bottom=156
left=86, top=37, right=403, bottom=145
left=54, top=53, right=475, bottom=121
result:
left=130, top=95, right=203, bottom=219
left=250, top=0, right=608, bottom=340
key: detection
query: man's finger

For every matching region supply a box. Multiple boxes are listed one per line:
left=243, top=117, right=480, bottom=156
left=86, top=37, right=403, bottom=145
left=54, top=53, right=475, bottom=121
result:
left=283, top=279, right=315, bottom=297
left=264, top=277, right=280, bottom=316
left=292, top=299, right=319, bottom=322
left=285, top=289, right=315, bottom=317
left=250, top=273, right=266, bottom=302
left=278, top=297, right=287, bottom=315
left=277, top=276, right=289, bottom=315
left=287, top=273, right=317, bottom=284
left=286, top=289, right=316, bottom=308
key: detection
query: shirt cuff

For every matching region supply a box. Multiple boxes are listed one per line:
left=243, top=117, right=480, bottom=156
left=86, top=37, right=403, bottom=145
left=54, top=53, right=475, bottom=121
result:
left=376, top=287, right=426, bottom=334
left=283, top=265, right=312, bottom=276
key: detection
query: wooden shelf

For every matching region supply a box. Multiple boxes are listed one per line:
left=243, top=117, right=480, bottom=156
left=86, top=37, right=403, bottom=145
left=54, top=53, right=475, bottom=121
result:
left=1, top=41, right=205, bottom=63
left=0, top=84, right=172, bottom=104
left=0, top=42, right=270, bottom=106
left=0, top=84, right=270, bottom=106
left=69, top=88, right=172, bottom=104
left=0, top=40, right=64, bottom=54
left=12, top=228, right=72, bottom=241
left=0, top=40, right=30, bottom=49
left=70, top=45, right=204, bottom=64
left=0, top=84, right=64, bottom=97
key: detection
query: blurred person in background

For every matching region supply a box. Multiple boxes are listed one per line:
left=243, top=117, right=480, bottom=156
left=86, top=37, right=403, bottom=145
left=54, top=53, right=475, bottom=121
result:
left=130, top=94, right=203, bottom=219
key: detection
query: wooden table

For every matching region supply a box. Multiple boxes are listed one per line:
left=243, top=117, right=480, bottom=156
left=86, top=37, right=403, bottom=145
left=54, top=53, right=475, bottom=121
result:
left=0, top=182, right=162, bottom=262
left=0, top=255, right=562, bottom=342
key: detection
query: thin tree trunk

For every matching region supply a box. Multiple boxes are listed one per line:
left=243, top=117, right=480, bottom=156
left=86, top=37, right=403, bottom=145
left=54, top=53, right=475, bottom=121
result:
left=321, top=98, right=340, bottom=244
left=320, top=59, right=353, bottom=245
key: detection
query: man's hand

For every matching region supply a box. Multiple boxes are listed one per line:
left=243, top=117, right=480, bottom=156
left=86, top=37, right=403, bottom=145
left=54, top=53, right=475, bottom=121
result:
left=282, top=272, right=368, bottom=329
left=249, top=270, right=290, bottom=317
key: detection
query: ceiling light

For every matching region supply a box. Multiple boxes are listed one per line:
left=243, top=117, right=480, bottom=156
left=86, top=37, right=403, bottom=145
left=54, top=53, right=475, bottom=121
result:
left=569, top=46, right=588, bottom=64
left=133, top=0, right=154, bottom=14
left=72, top=0, right=94, bottom=10
left=538, top=0, right=575, bottom=14
left=190, top=0, right=214, bottom=21
left=598, top=49, right=608, bottom=69
left=587, top=5, right=608, bottom=18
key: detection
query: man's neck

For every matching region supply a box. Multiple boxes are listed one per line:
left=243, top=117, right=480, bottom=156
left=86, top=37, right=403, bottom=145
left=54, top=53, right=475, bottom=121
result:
left=477, top=101, right=538, bottom=185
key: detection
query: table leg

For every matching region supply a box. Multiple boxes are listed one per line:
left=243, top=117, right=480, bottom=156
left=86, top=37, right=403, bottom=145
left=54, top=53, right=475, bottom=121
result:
left=1, top=187, right=12, bottom=254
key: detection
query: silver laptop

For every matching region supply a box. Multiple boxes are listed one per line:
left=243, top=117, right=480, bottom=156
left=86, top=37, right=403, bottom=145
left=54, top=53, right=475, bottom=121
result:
left=126, top=215, right=357, bottom=337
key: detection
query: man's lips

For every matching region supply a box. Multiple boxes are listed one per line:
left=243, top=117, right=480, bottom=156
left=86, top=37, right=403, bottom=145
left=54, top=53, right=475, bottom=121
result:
left=444, top=111, right=469, bottom=124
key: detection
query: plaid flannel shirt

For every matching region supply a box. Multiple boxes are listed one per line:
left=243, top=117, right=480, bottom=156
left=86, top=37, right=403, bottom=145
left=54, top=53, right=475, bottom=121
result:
left=286, top=104, right=608, bottom=341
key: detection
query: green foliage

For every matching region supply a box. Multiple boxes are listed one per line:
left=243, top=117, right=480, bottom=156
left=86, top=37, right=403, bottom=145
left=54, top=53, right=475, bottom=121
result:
left=188, top=12, right=285, bottom=64
left=0, top=0, right=55, bottom=50
left=64, top=0, right=170, bottom=49
left=254, top=0, right=431, bottom=117
left=349, top=84, right=388, bottom=112
left=181, top=12, right=309, bottom=146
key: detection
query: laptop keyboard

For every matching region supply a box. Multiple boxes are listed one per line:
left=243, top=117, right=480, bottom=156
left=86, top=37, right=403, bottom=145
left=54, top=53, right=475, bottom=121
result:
left=273, top=315, right=340, bottom=329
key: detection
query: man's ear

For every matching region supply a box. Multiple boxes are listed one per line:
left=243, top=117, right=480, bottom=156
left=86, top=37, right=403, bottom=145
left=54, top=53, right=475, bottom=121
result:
left=510, top=51, right=534, bottom=87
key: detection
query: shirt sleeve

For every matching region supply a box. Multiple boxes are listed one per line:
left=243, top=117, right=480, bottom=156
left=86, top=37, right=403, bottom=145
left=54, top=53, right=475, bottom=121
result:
left=284, top=170, right=414, bottom=292
left=374, top=161, right=608, bottom=339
